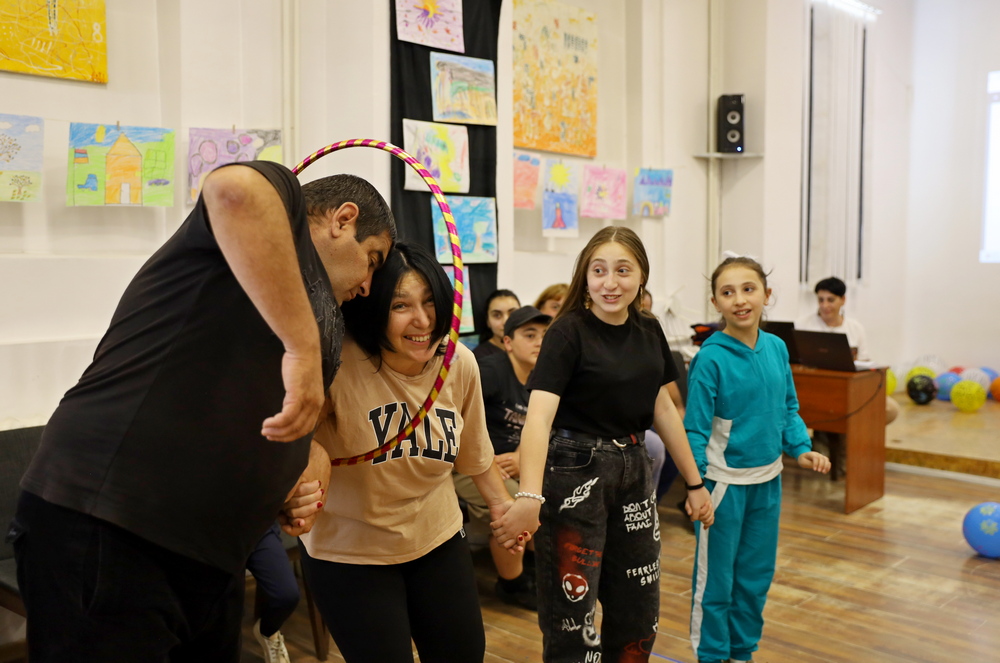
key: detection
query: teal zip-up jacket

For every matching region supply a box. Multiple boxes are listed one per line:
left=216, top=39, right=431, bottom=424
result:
left=684, top=330, right=812, bottom=483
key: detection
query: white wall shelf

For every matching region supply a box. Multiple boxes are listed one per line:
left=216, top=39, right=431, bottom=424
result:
left=694, top=152, right=764, bottom=159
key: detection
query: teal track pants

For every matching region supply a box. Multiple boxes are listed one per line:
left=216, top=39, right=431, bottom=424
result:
left=690, top=476, right=781, bottom=662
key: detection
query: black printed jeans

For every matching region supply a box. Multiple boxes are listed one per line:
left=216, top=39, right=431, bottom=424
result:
left=534, top=434, right=662, bottom=663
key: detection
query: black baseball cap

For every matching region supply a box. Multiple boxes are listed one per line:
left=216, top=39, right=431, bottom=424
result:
left=503, top=306, right=552, bottom=338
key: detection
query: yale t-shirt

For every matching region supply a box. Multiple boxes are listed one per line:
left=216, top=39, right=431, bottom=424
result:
left=301, top=337, right=493, bottom=565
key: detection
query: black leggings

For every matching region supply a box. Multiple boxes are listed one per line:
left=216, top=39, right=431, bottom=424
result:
left=299, top=530, right=485, bottom=663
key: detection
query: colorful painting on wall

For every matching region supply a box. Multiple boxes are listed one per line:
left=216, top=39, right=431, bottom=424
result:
left=542, top=159, right=580, bottom=238
left=580, top=165, right=627, bottom=220
left=402, top=119, right=470, bottom=194
left=442, top=265, right=475, bottom=334
left=67, top=123, right=175, bottom=207
left=0, top=113, right=44, bottom=203
left=432, top=196, right=497, bottom=264
left=633, top=168, right=673, bottom=217
left=188, top=128, right=282, bottom=202
left=395, top=0, right=464, bottom=53
left=512, top=0, right=598, bottom=157
left=513, top=151, right=540, bottom=209
left=0, top=0, right=108, bottom=83
left=431, top=53, right=497, bottom=126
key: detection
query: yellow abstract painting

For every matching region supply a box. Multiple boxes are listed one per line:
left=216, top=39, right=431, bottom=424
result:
left=513, top=0, right=598, bottom=157
left=0, top=0, right=108, bottom=83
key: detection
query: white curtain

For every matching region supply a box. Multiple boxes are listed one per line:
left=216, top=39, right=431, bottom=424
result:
left=803, top=1, right=874, bottom=284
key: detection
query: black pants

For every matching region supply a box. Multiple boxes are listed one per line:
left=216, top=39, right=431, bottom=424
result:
left=246, top=522, right=300, bottom=637
left=9, top=491, right=244, bottom=663
left=535, top=435, right=661, bottom=663
left=299, top=530, right=485, bottom=663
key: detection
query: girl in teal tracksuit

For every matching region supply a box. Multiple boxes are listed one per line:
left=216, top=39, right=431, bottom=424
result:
left=684, top=256, right=831, bottom=663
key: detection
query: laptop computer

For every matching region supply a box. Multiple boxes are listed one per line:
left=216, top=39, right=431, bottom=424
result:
left=762, top=321, right=799, bottom=363
left=793, top=330, right=871, bottom=372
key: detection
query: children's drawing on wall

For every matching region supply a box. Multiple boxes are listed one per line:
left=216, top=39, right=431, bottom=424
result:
left=542, top=159, right=580, bottom=238
left=67, top=123, right=175, bottom=207
left=402, top=119, right=470, bottom=194
left=432, top=196, right=497, bottom=264
left=431, top=53, right=497, bottom=126
left=632, top=168, right=673, bottom=217
left=0, top=113, right=44, bottom=203
left=513, top=0, right=598, bottom=157
left=580, top=165, right=627, bottom=220
left=0, top=0, right=108, bottom=83
left=513, top=151, right=540, bottom=209
left=442, top=265, right=475, bottom=333
left=395, top=0, right=464, bottom=53
left=188, top=128, right=282, bottom=202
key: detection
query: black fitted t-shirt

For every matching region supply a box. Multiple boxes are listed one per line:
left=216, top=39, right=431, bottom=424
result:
left=21, top=161, right=343, bottom=574
left=478, top=353, right=528, bottom=455
left=526, top=309, right=678, bottom=437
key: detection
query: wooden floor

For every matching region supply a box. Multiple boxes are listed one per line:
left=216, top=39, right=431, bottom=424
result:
left=241, top=461, right=1000, bottom=663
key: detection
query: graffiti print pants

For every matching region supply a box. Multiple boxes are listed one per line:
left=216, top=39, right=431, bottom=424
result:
left=535, top=434, right=661, bottom=663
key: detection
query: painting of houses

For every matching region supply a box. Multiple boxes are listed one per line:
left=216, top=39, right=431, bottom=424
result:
left=67, top=123, right=175, bottom=206
left=105, top=133, right=142, bottom=205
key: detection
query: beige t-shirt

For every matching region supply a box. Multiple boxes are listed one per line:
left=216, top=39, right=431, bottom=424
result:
left=300, top=337, right=493, bottom=565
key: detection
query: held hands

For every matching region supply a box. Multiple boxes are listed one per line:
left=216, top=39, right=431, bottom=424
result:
left=262, top=347, right=325, bottom=442
left=684, top=486, right=715, bottom=528
left=798, top=451, right=832, bottom=474
left=487, top=500, right=530, bottom=554
left=495, top=451, right=521, bottom=480
left=491, top=497, right=541, bottom=553
left=280, top=479, right=325, bottom=536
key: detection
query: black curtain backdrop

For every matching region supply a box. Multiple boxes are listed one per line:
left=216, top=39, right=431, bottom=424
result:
left=390, top=0, right=503, bottom=338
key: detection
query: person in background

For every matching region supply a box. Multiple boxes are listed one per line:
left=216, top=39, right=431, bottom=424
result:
left=248, top=524, right=299, bottom=663
left=474, top=289, right=521, bottom=362
left=534, top=283, right=568, bottom=318
left=455, top=305, right=551, bottom=610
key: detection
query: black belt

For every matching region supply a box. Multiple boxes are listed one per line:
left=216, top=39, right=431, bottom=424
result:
left=552, top=428, right=645, bottom=449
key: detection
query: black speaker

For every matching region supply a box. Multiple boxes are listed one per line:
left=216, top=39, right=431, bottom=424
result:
left=717, top=94, right=745, bottom=153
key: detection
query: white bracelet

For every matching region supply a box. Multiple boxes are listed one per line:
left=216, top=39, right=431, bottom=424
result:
left=514, top=491, right=546, bottom=505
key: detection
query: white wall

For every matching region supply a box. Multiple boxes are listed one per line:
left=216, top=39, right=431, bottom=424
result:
left=904, top=0, right=1000, bottom=368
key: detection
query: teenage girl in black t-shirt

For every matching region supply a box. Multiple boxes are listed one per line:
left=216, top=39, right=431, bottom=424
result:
left=494, top=226, right=714, bottom=663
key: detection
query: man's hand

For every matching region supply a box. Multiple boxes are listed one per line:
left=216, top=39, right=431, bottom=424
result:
left=279, top=479, right=324, bottom=536
left=496, top=451, right=520, bottom=480
left=261, top=347, right=324, bottom=442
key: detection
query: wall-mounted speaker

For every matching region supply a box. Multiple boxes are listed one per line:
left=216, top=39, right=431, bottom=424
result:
left=717, top=94, right=745, bottom=153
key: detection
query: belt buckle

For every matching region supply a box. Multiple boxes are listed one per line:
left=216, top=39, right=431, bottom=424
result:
left=612, top=438, right=627, bottom=448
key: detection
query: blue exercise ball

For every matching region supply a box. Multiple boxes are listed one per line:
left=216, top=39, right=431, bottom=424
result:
left=935, top=372, right=961, bottom=401
left=963, top=502, right=1000, bottom=558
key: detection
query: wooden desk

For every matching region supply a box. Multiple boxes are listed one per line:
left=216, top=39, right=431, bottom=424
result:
left=791, top=365, right=886, bottom=514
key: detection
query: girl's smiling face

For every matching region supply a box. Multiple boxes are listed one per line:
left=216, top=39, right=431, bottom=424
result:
left=586, top=241, right=642, bottom=325
left=382, top=270, right=438, bottom=376
left=712, top=265, right=771, bottom=338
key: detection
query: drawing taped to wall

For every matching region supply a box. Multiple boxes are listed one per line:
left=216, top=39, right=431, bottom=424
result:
left=395, top=0, right=464, bottom=53
left=431, top=196, right=497, bottom=264
left=632, top=168, right=673, bottom=217
left=542, top=159, right=580, bottom=238
left=188, top=128, right=282, bottom=202
left=431, top=53, right=497, bottom=126
left=0, top=0, right=108, bottom=83
left=580, top=165, right=627, bottom=220
left=402, top=119, right=470, bottom=194
left=513, top=151, right=540, bottom=209
left=0, top=113, right=44, bottom=203
left=513, top=0, right=598, bottom=157
left=67, top=123, right=175, bottom=207
left=442, top=265, right=475, bottom=333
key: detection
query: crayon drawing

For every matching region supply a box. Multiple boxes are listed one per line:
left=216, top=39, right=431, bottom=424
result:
left=395, top=0, right=464, bottom=53
left=431, top=53, right=497, bottom=126
left=0, top=0, right=108, bottom=83
left=0, top=113, right=44, bottom=202
left=67, top=123, right=175, bottom=207
left=188, top=128, right=283, bottom=202
left=580, top=165, right=627, bottom=220
left=513, top=151, right=540, bottom=209
left=542, top=159, right=580, bottom=238
left=633, top=168, right=673, bottom=217
left=513, top=0, right=598, bottom=157
left=442, top=265, right=475, bottom=333
left=402, top=119, right=470, bottom=194
left=432, top=196, right=497, bottom=264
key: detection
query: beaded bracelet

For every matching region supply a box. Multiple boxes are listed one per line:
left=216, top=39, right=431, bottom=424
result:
left=514, top=491, right=546, bottom=504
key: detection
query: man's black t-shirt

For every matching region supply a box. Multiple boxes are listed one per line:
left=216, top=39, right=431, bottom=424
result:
left=478, top=352, right=528, bottom=455
left=527, top=308, right=677, bottom=437
left=21, top=161, right=343, bottom=574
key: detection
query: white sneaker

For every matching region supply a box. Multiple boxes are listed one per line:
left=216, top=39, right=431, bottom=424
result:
left=253, top=619, right=291, bottom=663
